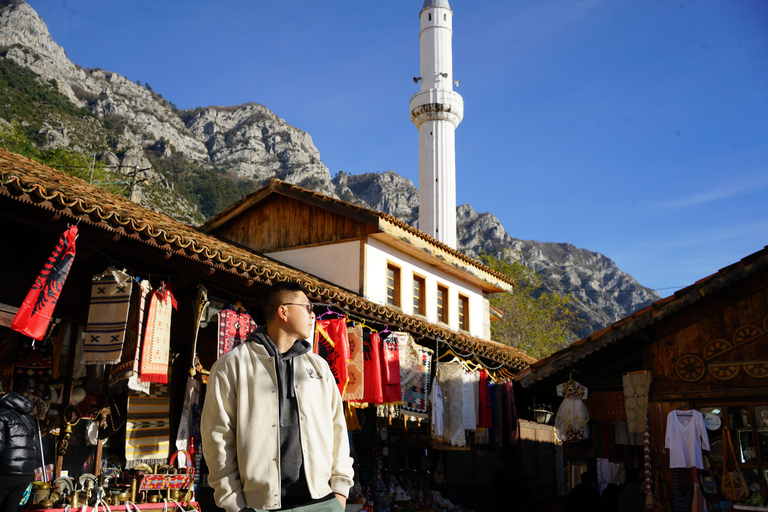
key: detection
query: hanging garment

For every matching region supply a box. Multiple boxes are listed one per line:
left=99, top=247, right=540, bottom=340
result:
left=462, top=369, right=478, bottom=431
left=175, top=376, right=200, bottom=452
left=623, top=371, right=652, bottom=434
left=83, top=268, right=134, bottom=365
left=359, top=331, right=383, bottom=404
left=502, top=380, right=519, bottom=446
left=217, top=308, right=257, bottom=358
left=314, top=318, right=351, bottom=396
left=380, top=333, right=402, bottom=404
left=110, top=280, right=151, bottom=394
left=125, top=382, right=171, bottom=467
left=12, top=225, right=78, bottom=340
left=555, top=379, right=590, bottom=442
left=139, top=284, right=177, bottom=384
left=438, top=360, right=466, bottom=447
left=665, top=409, right=710, bottom=469
left=430, top=374, right=444, bottom=437
left=478, top=370, right=493, bottom=428
left=343, top=324, right=365, bottom=401
left=671, top=468, right=692, bottom=512
left=396, top=332, right=433, bottom=419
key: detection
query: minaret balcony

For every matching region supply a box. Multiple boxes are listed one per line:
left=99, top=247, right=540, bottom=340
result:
left=409, top=89, right=464, bottom=129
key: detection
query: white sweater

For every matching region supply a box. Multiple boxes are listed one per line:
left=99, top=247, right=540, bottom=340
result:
left=201, top=341, right=354, bottom=511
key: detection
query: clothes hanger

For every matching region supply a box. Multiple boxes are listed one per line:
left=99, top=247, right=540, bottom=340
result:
left=316, top=305, right=345, bottom=320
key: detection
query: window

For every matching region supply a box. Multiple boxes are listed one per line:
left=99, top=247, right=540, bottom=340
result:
left=437, top=284, right=449, bottom=324
left=413, top=274, right=426, bottom=316
left=428, top=13, right=432, bottom=21
left=386, top=263, right=401, bottom=307
left=458, top=294, right=469, bottom=331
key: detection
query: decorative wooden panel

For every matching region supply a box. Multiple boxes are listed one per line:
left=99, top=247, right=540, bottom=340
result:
left=209, top=195, right=376, bottom=252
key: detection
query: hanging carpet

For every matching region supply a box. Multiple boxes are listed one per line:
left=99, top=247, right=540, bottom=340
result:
left=396, top=332, right=432, bottom=419
left=139, top=284, right=176, bottom=384
left=125, top=382, right=171, bottom=467
left=83, top=268, right=133, bottom=365
left=110, top=280, right=152, bottom=394
left=217, top=308, right=257, bottom=359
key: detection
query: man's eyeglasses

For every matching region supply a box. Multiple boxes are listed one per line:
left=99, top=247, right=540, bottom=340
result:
left=282, top=303, right=315, bottom=315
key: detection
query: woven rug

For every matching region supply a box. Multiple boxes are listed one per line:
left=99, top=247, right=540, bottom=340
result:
left=314, top=318, right=350, bottom=396
left=110, top=280, right=151, bottom=394
left=140, top=285, right=176, bottom=384
left=217, top=309, right=257, bottom=358
left=343, top=324, right=364, bottom=401
left=396, top=333, right=432, bottom=419
left=125, top=383, right=171, bottom=467
left=83, top=269, right=133, bottom=365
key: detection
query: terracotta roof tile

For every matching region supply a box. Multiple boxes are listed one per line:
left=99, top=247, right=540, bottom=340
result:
left=0, top=148, right=533, bottom=369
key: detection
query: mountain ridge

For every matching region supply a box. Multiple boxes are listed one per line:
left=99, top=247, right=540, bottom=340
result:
left=0, top=0, right=660, bottom=339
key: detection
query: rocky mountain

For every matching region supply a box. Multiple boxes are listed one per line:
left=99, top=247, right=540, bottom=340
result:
left=0, top=0, right=660, bottom=339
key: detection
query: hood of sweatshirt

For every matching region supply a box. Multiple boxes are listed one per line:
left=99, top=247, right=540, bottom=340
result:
left=246, top=326, right=311, bottom=426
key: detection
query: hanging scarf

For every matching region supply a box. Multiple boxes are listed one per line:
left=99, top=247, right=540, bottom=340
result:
left=360, top=331, right=383, bottom=404
left=478, top=370, right=493, bottom=428
left=12, top=225, right=77, bottom=340
left=380, top=333, right=401, bottom=404
left=83, top=268, right=134, bottom=365
left=438, top=360, right=466, bottom=447
left=314, top=318, right=350, bottom=396
left=175, top=377, right=200, bottom=453
left=217, top=308, right=257, bottom=358
left=139, top=284, right=176, bottom=384
left=110, top=280, right=151, bottom=393
left=396, top=332, right=433, bottom=419
left=343, top=324, right=365, bottom=401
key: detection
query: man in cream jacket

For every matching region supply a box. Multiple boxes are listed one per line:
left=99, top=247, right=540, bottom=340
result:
left=202, top=282, right=354, bottom=512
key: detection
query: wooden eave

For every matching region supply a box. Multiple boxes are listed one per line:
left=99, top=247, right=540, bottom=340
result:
left=373, top=217, right=512, bottom=293
left=517, top=243, right=768, bottom=388
left=0, top=149, right=532, bottom=370
left=200, top=178, right=515, bottom=292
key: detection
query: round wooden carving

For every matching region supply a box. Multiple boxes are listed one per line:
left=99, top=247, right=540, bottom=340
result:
left=675, top=354, right=706, bottom=382
left=733, top=325, right=762, bottom=344
left=743, top=362, right=768, bottom=379
left=708, top=363, right=740, bottom=380
left=704, top=339, right=731, bottom=360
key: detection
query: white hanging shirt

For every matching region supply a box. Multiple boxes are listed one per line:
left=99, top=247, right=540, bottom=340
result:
left=665, top=409, right=710, bottom=469
left=430, top=375, right=444, bottom=437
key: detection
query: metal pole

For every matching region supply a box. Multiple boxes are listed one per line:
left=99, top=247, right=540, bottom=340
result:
left=36, top=418, right=47, bottom=482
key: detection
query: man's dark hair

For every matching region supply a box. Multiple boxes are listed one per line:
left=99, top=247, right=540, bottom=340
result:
left=262, top=282, right=310, bottom=322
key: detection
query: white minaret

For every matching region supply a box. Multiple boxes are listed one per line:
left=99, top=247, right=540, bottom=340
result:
left=410, top=0, right=464, bottom=249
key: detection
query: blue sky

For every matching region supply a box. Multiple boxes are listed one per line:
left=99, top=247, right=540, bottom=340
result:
left=27, top=0, right=768, bottom=295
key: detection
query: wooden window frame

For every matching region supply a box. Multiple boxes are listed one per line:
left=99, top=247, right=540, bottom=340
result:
left=437, top=283, right=449, bottom=324
left=458, top=293, right=469, bottom=331
left=412, top=273, right=426, bottom=316
left=386, top=262, right=401, bottom=308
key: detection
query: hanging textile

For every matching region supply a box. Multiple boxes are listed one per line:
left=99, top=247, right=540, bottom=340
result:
left=396, top=332, right=433, bottom=419
left=125, top=382, right=171, bottom=467
left=555, top=379, right=590, bottom=442
left=343, top=323, right=365, bottom=402
left=462, top=369, right=478, bottom=431
left=665, top=409, right=709, bottom=469
left=438, top=360, right=466, bottom=447
left=502, top=380, right=519, bottom=446
left=217, top=308, right=257, bottom=358
left=175, top=377, right=200, bottom=453
left=314, top=318, right=350, bottom=396
left=380, top=333, right=401, bottom=404
left=139, top=284, right=176, bottom=384
left=478, top=370, right=493, bottom=429
left=671, top=468, right=692, bottom=512
left=623, top=370, right=652, bottom=434
left=358, top=330, right=383, bottom=404
left=71, top=324, right=87, bottom=380
left=110, top=280, right=151, bottom=394
left=12, top=225, right=78, bottom=341
left=83, top=268, right=134, bottom=365
left=430, top=374, right=444, bottom=438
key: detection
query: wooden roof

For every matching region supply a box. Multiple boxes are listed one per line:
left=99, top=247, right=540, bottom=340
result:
left=0, top=148, right=533, bottom=369
left=199, top=177, right=515, bottom=293
left=516, top=243, right=768, bottom=387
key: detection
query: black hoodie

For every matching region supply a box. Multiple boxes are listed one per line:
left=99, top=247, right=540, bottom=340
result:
left=246, top=327, right=315, bottom=504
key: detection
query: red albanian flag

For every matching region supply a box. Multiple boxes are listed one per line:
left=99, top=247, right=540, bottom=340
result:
left=12, top=226, right=78, bottom=340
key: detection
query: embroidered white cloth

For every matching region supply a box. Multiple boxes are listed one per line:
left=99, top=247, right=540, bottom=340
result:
left=555, top=379, right=590, bottom=442
left=430, top=375, right=444, bottom=437
left=665, top=409, right=710, bottom=469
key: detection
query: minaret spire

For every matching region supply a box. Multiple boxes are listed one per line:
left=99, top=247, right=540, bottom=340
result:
left=410, top=0, right=464, bottom=249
